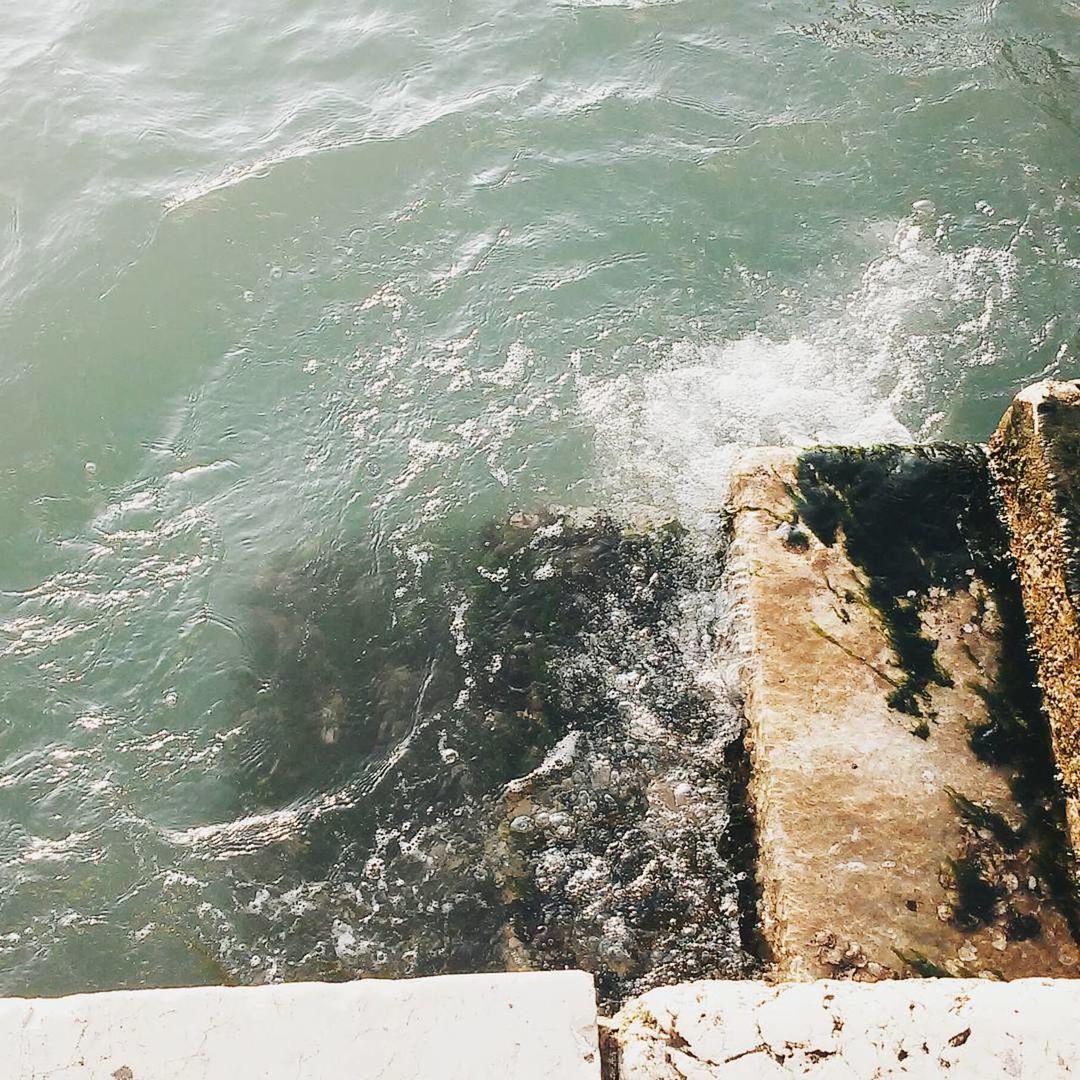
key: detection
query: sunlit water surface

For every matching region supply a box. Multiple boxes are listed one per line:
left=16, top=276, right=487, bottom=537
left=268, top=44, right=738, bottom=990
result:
left=0, top=0, right=1077, bottom=998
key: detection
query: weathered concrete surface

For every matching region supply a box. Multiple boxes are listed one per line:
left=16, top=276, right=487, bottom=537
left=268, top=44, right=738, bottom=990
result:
left=729, top=446, right=1079, bottom=981
left=614, top=977, right=1080, bottom=1078
left=990, top=380, right=1080, bottom=853
left=0, top=971, right=600, bottom=1079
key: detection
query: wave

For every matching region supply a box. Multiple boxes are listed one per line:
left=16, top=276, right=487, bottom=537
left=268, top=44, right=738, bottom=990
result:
left=581, top=207, right=1018, bottom=527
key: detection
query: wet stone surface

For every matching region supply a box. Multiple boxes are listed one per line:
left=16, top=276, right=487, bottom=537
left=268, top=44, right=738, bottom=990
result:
left=794, top=445, right=1007, bottom=719
left=731, top=446, right=1080, bottom=982
left=210, top=509, right=752, bottom=1008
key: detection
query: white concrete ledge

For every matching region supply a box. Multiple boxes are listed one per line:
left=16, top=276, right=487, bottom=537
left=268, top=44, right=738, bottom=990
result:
left=615, top=978, right=1080, bottom=1078
left=0, top=971, right=600, bottom=1080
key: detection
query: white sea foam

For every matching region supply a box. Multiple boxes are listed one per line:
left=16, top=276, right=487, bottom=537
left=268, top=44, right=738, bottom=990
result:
left=582, top=214, right=1018, bottom=527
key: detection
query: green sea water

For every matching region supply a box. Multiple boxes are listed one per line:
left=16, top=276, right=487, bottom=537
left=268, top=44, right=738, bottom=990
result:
left=0, top=0, right=1077, bottom=995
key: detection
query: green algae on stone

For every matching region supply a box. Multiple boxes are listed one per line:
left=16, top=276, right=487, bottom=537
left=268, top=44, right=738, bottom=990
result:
left=793, top=445, right=1006, bottom=719
left=891, top=948, right=956, bottom=979
left=944, top=787, right=1025, bottom=854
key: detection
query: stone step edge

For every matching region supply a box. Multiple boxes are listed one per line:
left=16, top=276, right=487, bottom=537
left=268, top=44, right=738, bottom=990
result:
left=0, top=971, right=600, bottom=1080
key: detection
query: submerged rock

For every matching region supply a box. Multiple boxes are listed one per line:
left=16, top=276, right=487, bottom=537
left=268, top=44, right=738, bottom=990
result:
left=215, top=508, right=752, bottom=1006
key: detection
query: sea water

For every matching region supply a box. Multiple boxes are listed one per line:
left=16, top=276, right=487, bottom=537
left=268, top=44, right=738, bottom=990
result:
left=0, top=0, right=1077, bottom=998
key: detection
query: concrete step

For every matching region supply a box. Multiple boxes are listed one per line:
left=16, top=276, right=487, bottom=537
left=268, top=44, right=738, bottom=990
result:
left=990, top=380, right=1080, bottom=854
left=0, top=971, right=600, bottom=1080
left=728, top=443, right=1079, bottom=981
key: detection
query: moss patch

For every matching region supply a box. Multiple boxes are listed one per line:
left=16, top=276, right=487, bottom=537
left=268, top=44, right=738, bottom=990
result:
left=891, top=948, right=955, bottom=979
left=945, top=786, right=1024, bottom=854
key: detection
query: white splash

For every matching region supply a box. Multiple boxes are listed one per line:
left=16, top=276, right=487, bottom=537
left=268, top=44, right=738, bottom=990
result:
left=582, top=212, right=1017, bottom=527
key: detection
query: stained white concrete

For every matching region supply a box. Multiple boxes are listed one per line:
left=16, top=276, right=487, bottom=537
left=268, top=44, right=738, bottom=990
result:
left=0, top=971, right=600, bottom=1079
left=615, top=978, right=1080, bottom=1078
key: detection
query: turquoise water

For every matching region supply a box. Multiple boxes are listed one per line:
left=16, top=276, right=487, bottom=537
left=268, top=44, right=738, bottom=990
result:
left=0, top=0, right=1077, bottom=996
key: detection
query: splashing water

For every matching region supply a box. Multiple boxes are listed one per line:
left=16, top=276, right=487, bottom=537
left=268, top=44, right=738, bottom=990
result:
left=158, top=510, right=751, bottom=1007
left=582, top=211, right=1021, bottom=526
left=0, top=0, right=1075, bottom=1002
